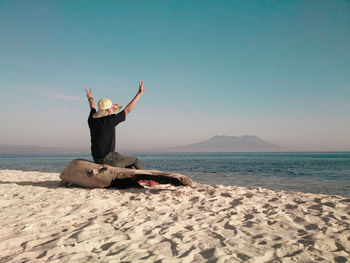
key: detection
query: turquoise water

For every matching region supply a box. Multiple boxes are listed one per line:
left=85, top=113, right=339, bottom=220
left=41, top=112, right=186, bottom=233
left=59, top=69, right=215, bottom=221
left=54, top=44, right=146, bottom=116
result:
left=0, top=152, right=349, bottom=197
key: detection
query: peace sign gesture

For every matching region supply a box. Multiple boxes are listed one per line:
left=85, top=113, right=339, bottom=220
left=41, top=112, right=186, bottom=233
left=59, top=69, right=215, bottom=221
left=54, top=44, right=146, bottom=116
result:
left=84, top=88, right=93, bottom=99
left=138, top=81, right=146, bottom=95
left=84, top=88, right=96, bottom=109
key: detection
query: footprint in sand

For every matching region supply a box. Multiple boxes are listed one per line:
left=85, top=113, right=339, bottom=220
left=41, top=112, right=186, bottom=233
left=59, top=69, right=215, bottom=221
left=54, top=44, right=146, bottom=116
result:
left=285, top=204, right=298, bottom=209
left=244, top=214, right=254, bottom=221
left=323, top=202, right=336, bottom=208
left=245, top=193, right=253, bottom=198
left=224, top=220, right=238, bottom=235
left=237, top=253, right=251, bottom=261
left=252, top=234, right=264, bottom=240
left=293, top=216, right=305, bottom=223
left=298, top=234, right=315, bottom=246
left=189, top=196, right=199, bottom=202
left=221, top=192, right=231, bottom=197
left=199, top=248, right=216, bottom=259
left=36, top=250, right=47, bottom=259
left=243, top=221, right=255, bottom=228
left=305, top=224, right=318, bottom=230
left=100, top=242, right=116, bottom=251
left=293, top=198, right=306, bottom=204
left=273, top=236, right=282, bottom=241
left=297, top=229, right=308, bottom=235
left=267, top=220, right=277, bottom=225
left=334, top=256, right=348, bottom=263
left=308, top=204, right=323, bottom=213
left=230, top=198, right=243, bottom=208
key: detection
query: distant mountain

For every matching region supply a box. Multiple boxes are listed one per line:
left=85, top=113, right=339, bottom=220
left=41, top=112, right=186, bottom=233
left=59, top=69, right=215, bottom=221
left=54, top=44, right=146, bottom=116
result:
left=0, top=136, right=286, bottom=153
left=0, top=144, right=89, bottom=154
left=172, top=135, right=286, bottom=152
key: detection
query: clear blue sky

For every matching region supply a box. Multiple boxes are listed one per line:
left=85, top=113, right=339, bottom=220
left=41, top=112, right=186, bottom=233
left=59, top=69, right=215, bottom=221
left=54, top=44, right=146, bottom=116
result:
left=1, top=1, right=349, bottom=151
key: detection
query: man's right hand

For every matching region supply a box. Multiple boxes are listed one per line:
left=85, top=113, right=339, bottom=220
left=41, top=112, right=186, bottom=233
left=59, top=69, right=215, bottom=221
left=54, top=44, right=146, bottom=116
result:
left=85, top=88, right=96, bottom=110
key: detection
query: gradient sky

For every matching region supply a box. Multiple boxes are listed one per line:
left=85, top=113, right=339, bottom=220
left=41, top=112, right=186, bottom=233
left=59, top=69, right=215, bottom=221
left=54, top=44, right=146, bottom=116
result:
left=1, top=1, right=349, bottom=151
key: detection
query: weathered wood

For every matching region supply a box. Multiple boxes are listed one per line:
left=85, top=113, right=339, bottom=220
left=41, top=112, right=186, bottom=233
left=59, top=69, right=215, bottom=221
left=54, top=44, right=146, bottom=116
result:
left=60, top=159, right=193, bottom=188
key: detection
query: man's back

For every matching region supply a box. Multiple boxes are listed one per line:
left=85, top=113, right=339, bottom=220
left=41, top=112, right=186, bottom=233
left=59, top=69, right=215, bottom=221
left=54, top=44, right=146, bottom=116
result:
left=88, top=108, right=126, bottom=160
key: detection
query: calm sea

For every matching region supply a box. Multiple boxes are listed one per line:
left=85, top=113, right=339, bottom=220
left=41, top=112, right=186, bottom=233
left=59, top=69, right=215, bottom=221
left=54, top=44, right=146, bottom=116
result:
left=0, top=152, right=349, bottom=197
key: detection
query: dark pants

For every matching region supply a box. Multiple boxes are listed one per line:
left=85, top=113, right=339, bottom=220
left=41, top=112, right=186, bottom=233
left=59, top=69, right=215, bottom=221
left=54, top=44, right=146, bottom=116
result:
left=94, top=152, right=146, bottom=170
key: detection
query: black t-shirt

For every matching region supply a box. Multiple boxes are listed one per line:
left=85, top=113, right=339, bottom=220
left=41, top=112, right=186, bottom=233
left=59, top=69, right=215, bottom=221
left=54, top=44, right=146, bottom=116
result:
left=88, top=108, right=126, bottom=160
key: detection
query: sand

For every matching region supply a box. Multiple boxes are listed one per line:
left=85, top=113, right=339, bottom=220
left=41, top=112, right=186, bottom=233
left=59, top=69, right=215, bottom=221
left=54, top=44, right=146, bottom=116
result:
left=0, top=169, right=349, bottom=263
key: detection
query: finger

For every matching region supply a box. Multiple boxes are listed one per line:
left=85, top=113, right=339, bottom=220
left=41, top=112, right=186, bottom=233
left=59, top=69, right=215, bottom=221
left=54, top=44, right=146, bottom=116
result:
left=84, top=88, right=88, bottom=93
left=89, top=88, right=92, bottom=94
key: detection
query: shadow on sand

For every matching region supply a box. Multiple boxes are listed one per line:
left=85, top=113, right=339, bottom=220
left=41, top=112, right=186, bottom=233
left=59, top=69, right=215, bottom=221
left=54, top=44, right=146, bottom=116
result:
left=0, top=180, right=176, bottom=193
left=0, top=180, right=62, bottom=189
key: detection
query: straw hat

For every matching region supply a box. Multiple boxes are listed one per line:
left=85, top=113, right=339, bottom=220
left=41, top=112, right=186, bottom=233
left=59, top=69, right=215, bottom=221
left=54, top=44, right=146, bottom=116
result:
left=92, top=98, right=122, bottom=118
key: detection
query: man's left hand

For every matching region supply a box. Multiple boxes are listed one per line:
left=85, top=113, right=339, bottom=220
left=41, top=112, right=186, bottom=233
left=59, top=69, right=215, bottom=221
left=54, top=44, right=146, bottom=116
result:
left=85, top=88, right=93, bottom=99
left=138, top=81, right=146, bottom=95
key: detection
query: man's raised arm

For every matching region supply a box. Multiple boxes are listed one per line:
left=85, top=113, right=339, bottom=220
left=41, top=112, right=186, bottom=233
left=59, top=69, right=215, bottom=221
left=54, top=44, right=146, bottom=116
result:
left=124, top=81, right=146, bottom=115
left=84, top=88, right=96, bottom=110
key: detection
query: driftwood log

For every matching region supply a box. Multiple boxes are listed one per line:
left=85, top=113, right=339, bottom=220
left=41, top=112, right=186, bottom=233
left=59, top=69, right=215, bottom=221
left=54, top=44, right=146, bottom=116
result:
left=60, top=159, right=193, bottom=188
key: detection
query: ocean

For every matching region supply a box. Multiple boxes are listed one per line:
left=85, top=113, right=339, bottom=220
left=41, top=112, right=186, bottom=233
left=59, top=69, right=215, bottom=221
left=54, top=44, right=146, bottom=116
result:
left=0, top=152, right=349, bottom=197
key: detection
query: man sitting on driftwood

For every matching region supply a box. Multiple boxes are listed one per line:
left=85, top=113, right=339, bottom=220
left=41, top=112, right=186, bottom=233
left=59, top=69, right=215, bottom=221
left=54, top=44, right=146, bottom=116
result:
left=60, top=81, right=193, bottom=188
left=85, top=81, right=146, bottom=169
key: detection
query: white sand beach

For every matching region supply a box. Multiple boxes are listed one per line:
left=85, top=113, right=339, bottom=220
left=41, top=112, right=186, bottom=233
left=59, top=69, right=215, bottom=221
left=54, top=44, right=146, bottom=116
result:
left=0, top=169, right=349, bottom=262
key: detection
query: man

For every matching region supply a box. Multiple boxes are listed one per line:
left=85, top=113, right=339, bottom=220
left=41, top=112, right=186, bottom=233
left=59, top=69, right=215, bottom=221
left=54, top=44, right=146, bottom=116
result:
left=84, top=81, right=146, bottom=169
